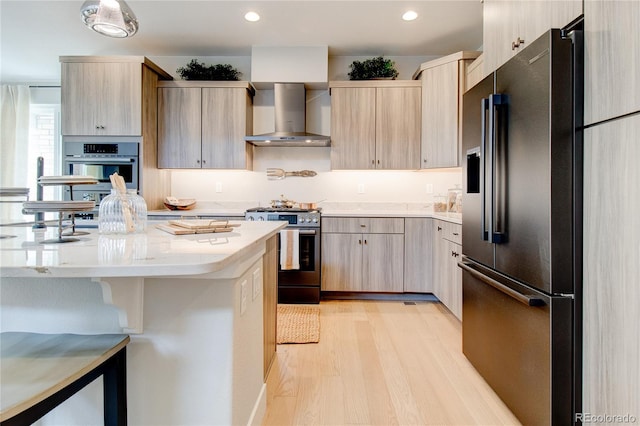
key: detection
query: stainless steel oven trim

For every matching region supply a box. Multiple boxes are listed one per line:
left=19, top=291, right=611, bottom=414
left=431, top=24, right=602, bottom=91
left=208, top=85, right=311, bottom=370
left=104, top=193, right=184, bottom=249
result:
left=65, top=158, right=138, bottom=164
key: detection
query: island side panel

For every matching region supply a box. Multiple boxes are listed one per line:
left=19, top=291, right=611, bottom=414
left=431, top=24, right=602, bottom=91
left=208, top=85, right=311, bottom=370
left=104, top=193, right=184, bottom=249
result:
left=128, top=258, right=265, bottom=426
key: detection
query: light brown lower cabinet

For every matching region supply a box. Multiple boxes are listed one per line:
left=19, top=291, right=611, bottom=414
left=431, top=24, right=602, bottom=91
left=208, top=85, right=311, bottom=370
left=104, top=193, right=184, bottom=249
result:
left=403, top=218, right=434, bottom=292
left=263, top=235, right=277, bottom=380
left=433, top=219, right=462, bottom=320
left=321, top=217, right=404, bottom=292
left=321, top=216, right=462, bottom=309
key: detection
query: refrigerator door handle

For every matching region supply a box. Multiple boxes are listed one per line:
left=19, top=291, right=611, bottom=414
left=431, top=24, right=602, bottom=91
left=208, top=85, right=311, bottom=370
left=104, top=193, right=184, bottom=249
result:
left=480, top=97, right=489, bottom=241
left=489, top=94, right=508, bottom=244
left=488, top=95, right=496, bottom=244
left=458, top=261, right=546, bottom=307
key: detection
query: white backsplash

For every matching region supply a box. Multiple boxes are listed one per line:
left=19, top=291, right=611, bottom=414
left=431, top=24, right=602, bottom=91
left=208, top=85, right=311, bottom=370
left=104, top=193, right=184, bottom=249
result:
left=170, top=166, right=461, bottom=208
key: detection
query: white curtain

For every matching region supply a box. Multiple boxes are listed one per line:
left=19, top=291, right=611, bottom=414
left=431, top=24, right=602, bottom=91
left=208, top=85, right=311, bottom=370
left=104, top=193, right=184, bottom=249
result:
left=1, top=85, right=31, bottom=222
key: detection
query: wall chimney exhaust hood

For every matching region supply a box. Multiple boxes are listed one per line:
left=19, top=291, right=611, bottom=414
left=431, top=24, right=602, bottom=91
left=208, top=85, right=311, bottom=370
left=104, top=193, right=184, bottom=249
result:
left=246, top=46, right=330, bottom=146
left=245, top=83, right=330, bottom=147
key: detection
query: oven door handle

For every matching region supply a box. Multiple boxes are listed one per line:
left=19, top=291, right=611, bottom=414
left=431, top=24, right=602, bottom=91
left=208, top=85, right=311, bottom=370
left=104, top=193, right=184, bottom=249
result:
left=65, top=157, right=137, bottom=163
left=298, top=229, right=317, bottom=235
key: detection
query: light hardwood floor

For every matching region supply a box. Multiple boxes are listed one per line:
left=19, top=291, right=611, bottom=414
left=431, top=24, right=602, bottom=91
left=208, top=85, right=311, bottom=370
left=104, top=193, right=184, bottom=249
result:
left=263, top=300, right=521, bottom=426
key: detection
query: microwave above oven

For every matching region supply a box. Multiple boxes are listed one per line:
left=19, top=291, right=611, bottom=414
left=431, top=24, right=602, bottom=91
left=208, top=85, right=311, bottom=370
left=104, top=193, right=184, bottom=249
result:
left=62, top=138, right=140, bottom=207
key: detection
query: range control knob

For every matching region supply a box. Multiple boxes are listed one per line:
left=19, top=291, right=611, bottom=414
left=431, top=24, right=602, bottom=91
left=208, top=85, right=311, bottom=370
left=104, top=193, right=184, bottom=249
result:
left=258, top=216, right=265, bottom=221
left=312, top=217, right=318, bottom=223
left=247, top=216, right=254, bottom=221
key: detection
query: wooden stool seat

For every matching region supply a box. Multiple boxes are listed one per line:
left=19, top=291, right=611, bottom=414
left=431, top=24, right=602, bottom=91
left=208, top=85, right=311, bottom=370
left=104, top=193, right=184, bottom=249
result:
left=0, top=332, right=129, bottom=426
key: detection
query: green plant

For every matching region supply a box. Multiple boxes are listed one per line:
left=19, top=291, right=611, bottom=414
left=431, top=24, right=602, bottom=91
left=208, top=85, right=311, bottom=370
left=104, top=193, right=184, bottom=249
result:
left=348, top=56, right=399, bottom=80
left=176, top=59, right=242, bottom=81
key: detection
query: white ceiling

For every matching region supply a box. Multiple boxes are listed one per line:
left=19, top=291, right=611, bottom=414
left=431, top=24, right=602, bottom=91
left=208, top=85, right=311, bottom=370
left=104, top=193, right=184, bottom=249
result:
left=0, top=0, right=483, bottom=84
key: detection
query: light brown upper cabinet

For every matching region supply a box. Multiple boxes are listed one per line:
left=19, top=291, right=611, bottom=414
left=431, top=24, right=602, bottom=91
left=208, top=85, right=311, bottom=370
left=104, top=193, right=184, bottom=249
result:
left=60, top=56, right=172, bottom=211
left=414, top=51, right=480, bottom=169
left=157, top=81, right=254, bottom=169
left=482, top=0, right=582, bottom=79
left=585, top=0, right=640, bottom=125
left=329, top=81, right=421, bottom=170
left=61, top=56, right=171, bottom=136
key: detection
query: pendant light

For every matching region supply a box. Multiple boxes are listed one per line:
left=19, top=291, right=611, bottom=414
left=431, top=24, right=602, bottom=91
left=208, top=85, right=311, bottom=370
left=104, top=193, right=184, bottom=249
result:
left=80, top=0, right=139, bottom=38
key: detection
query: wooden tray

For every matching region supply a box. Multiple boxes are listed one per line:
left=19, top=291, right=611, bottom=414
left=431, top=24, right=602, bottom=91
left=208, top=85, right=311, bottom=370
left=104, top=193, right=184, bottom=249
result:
left=156, top=223, right=235, bottom=235
left=168, top=219, right=239, bottom=230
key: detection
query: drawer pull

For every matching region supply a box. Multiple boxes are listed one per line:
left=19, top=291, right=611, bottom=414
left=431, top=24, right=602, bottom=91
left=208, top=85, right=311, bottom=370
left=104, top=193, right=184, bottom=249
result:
left=452, top=232, right=459, bottom=236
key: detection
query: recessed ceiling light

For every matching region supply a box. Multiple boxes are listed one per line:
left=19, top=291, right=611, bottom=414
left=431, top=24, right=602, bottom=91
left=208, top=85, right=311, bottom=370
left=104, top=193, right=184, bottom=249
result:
left=402, top=10, right=418, bottom=21
left=244, top=11, right=260, bottom=22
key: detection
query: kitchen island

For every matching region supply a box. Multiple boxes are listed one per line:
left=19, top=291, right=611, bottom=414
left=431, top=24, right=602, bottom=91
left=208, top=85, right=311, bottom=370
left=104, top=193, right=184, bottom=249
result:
left=0, top=220, right=285, bottom=426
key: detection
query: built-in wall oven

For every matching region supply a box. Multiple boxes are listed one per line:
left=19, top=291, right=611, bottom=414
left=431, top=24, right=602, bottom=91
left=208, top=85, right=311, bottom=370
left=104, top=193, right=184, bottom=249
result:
left=62, top=137, right=140, bottom=219
left=245, top=208, right=321, bottom=304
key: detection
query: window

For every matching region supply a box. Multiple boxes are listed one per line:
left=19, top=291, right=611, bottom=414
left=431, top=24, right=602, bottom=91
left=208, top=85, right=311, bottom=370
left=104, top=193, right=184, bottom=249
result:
left=29, top=104, right=62, bottom=203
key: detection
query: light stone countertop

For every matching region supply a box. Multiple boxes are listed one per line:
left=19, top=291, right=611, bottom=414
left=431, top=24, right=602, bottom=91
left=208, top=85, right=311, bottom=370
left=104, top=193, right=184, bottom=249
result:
left=149, top=201, right=463, bottom=224
left=0, top=220, right=286, bottom=278
left=321, top=209, right=462, bottom=224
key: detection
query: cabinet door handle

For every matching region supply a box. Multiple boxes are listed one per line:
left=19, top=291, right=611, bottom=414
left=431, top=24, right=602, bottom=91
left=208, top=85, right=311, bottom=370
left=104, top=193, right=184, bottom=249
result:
left=371, top=160, right=375, bottom=165
left=202, top=160, right=206, bottom=165
left=437, top=226, right=442, bottom=231
left=511, top=37, right=525, bottom=50
left=95, top=125, right=105, bottom=130
left=377, top=160, right=380, bottom=165
left=196, top=160, right=201, bottom=164
left=364, top=239, right=368, bottom=245
left=452, top=232, right=459, bottom=236
left=358, top=239, right=362, bottom=245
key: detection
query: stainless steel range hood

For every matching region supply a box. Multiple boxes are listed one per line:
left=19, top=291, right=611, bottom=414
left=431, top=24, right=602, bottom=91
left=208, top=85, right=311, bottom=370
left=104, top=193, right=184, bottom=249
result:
left=245, top=83, right=330, bottom=147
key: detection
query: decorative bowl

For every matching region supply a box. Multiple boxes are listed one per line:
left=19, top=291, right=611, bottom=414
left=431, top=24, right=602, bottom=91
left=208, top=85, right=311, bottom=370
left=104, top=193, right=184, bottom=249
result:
left=163, top=198, right=196, bottom=210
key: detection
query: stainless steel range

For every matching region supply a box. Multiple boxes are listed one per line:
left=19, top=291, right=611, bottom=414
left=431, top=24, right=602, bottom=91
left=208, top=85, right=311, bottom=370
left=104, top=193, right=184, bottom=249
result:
left=245, top=207, right=321, bottom=304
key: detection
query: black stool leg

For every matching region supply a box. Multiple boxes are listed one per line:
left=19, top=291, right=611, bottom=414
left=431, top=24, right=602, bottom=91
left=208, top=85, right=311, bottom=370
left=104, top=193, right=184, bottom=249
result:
left=103, top=347, right=127, bottom=426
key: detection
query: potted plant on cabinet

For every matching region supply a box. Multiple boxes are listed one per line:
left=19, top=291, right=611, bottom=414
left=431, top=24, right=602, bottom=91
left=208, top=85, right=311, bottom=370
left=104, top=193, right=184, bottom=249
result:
left=348, top=56, right=399, bottom=80
left=176, top=59, right=242, bottom=81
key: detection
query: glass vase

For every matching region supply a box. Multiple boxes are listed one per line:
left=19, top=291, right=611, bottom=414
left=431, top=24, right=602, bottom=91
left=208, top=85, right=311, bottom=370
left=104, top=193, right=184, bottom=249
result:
left=98, top=189, right=147, bottom=234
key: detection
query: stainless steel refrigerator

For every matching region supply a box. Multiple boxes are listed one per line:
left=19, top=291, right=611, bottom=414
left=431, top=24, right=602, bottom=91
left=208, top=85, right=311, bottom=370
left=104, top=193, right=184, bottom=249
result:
left=461, top=26, right=583, bottom=425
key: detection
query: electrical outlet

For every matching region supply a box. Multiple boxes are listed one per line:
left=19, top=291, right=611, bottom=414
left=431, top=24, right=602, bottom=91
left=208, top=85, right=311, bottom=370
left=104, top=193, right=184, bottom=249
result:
left=357, top=183, right=365, bottom=194
left=215, top=182, right=223, bottom=193
left=240, top=279, right=248, bottom=315
left=252, top=267, right=262, bottom=300
left=426, top=183, right=433, bottom=194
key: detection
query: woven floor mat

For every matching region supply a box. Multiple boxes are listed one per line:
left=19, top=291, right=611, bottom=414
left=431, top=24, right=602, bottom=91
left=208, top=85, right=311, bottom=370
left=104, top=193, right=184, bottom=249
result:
left=277, top=304, right=320, bottom=344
